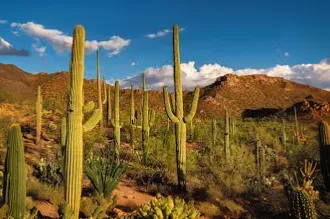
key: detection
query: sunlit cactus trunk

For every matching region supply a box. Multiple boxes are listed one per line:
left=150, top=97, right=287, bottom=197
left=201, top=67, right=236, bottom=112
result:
left=65, top=25, right=101, bottom=219
left=36, top=86, right=42, bottom=144
left=163, top=24, right=200, bottom=191
left=294, top=106, right=299, bottom=144
left=130, top=85, right=136, bottom=149
left=96, top=49, right=103, bottom=128
left=5, top=124, right=26, bottom=219
left=107, top=85, right=112, bottom=125
left=110, top=81, right=121, bottom=163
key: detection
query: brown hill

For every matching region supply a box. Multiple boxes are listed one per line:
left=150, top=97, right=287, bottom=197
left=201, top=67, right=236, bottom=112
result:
left=1, top=63, right=330, bottom=120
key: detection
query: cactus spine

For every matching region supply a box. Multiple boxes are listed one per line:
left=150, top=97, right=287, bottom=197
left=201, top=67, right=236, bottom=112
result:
left=163, top=24, right=200, bottom=190
left=130, top=85, right=136, bottom=149
left=65, top=25, right=101, bottom=219
left=110, top=81, right=121, bottom=163
left=4, top=124, right=26, bottom=219
left=36, top=86, right=42, bottom=144
left=141, top=73, right=155, bottom=164
left=224, top=110, right=230, bottom=157
left=96, top=49, right=103, bottom=128
left=61, top=116, right=67, bottom=147
left=212, top=120, right=217, bottom=147
left=319, top=121, right=330, bottom=190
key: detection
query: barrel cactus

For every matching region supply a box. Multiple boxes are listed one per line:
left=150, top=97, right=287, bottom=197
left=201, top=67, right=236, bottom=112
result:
left=122, top=196, right=200, bottom=219
left=291, top=189, right=316, bottom=219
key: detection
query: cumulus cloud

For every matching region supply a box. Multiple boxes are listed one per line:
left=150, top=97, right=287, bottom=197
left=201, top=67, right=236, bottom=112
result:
left=11, top=31, right=19, bottom=36
left=32, top=43, right=46, bottom=56
left=0, top=37, right=29, bottom=56
left=119, top=60, right=330, bottom=91
left=11, top=22, right=130, bottom=56
left=0, top=20, right=7, bottom=24
left=146, top=28, right=184, bottom=39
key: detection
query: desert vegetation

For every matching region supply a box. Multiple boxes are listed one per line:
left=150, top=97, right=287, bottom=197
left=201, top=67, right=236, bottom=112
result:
left=0, top=23, right=328, bottom=219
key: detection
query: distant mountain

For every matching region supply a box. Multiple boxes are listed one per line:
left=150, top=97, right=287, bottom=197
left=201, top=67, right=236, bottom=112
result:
left=0, top=63, right=330, bottom=120
left=320, top=57, right=330, bottom=65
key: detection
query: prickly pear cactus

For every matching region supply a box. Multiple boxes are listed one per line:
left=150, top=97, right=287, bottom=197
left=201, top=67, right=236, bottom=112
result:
left=291, top=190, right=316, bottom=219
left=122, top=196, right=200, bottom=219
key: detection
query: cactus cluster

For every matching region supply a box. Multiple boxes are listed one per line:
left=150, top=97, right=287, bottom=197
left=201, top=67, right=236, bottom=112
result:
left=122, top=196, right=200, bottom=219
left=163, top=24, right=200, bottom=190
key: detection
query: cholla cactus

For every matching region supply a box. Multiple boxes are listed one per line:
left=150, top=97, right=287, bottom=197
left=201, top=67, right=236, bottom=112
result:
left=291, top=189, right=316, bottom=219
left=123, top=196, right=200, bottom=219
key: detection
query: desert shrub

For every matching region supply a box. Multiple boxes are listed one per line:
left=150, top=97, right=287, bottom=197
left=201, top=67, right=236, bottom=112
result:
left=0, top=115, right=14, bottom=147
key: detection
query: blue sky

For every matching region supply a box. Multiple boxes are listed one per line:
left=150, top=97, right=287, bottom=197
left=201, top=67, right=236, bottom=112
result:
left=1, top=0, right=330, bottom=89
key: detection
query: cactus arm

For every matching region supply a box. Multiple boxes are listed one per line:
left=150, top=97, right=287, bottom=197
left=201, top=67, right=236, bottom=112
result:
left=83, top=109, right=102, bottom=132
left=183, top=87, right=200, bottom=123
left=163, top=86, right=179, bottom=123
left=83, top=101, right=95, bottom=113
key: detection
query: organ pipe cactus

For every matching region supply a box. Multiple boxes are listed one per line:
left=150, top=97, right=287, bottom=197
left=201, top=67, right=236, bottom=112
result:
left=110, top=81, right=121, bottom=163
left=65, top=25, right=101, bottom=219
left=163, top=24, right=200, bottom=191
left=141, top=73, right=155, bottom=164
left=319, top=121, right=330, bottom=191
left=36, top=86, right=42, bottom=144
left=4, top=124, right=26, bottom=219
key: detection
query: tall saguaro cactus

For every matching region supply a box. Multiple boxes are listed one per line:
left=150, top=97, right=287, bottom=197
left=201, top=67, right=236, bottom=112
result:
left=107, top=85, right=112, bottom=125
left=163, top=24, right=200, bottom=191
left=130, top=85, right=136, bottom=149
left=142, top=73, right=155, bottom=164
left=36, top=86, right=42, bottom=144
left=65, top=25, right=101, bottom=219
left=212, top=120, right=217, bottom=147
left=4, top=124, right=26, bottom=219
left=294, top=106, right=299, bottom=144
left=96, top=49, right=103, bottom=128
left=110, top=81, right=121, bottom=162
left=319, top=121, right=330, bottom=191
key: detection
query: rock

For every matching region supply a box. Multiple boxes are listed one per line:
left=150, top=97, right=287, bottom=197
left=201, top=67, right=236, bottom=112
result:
left=34, top=200, right=59, bottom=219
left=113, top=208, right=126, bottom=217
left=23, top=133, right=34, bottom=140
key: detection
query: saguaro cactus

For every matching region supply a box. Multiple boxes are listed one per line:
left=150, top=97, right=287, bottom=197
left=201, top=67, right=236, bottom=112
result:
left=130, top=85, right=136, bottom=149
left=96, top=49, right=103, bottom=128
left=294, top=106, right=299, bottom=144
left=255, top=132, right=261, bottom=178
left=224, top=110, right=230, bottom=157
left=319, top=121, right=330, bottom=190
left=141, top=73, right=155, bottom=164
left=282, top=118, right=287, bottom=151
left=36, top=86, right=42, bottom=144
left=107, top=85, right=112, bottom=125
left=61, top=116, right=66, bottom=147
left=110, top=81, right=121, bottom=162
left=4, top=124, right=26, bottom=219
left=212, top=120, right=217, bottom=147
left=65, top=25, right=101, bottom=219
left=163, top=24, right=200, bottom=191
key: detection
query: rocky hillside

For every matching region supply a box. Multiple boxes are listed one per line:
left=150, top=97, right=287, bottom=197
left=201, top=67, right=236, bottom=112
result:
left=1, top=63, right=330, bottom=120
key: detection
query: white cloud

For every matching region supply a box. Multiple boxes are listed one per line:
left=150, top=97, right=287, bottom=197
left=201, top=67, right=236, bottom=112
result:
left=119, top=59, right=330, bottom=91
left=0, top=37, right=29, bottom=56
left=284, top=52, right=289, bottom=57
left=32, top=43, right=46, bottom=56
left=11, top=31, right=19, bottom=36
left=146, top=28, right=184, bottom=39
left=131, top=62, right=136, bottom=66
left=11, top=22, right=130, bottom=56
left=0, top=20, right=7, bottom=24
